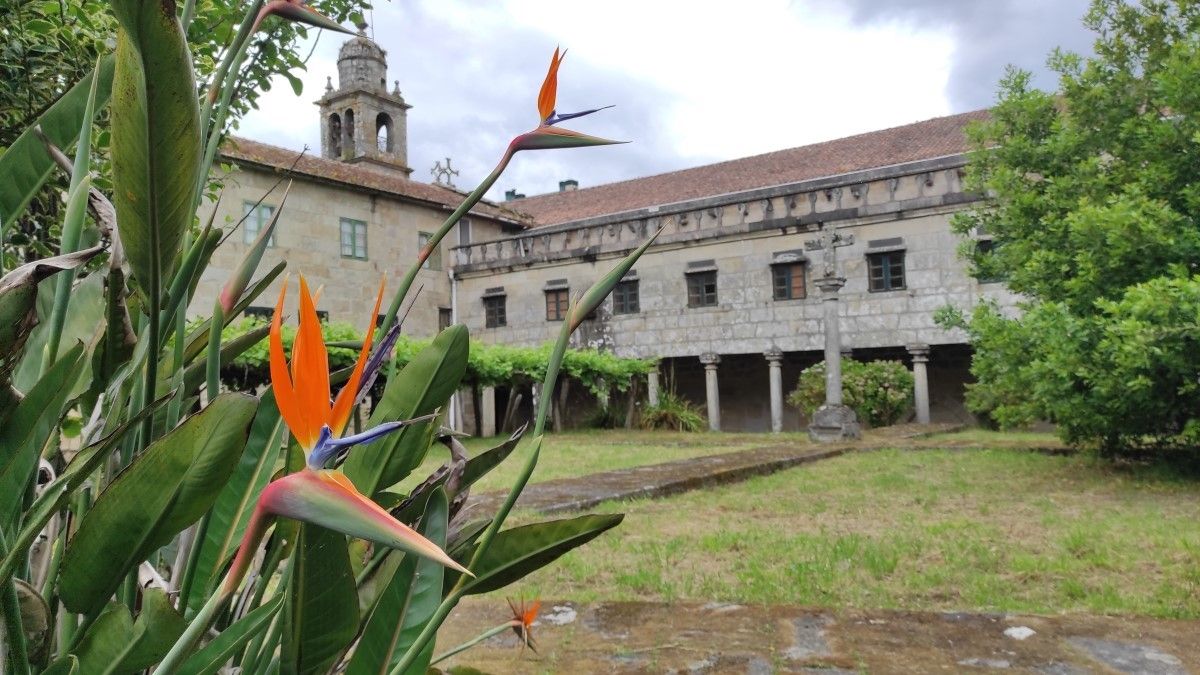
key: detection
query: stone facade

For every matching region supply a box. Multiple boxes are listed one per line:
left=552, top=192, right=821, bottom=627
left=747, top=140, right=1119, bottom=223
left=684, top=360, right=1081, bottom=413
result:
left=452, top=156, right=1018, bottom=431
left=188, top=31, right=1018, bottom=433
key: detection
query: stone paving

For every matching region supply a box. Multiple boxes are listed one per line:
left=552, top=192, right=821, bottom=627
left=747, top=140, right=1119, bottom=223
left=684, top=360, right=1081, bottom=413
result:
left=467, top=424, right=974, bottom=515
left=436, top=600, right=1200, bottom=674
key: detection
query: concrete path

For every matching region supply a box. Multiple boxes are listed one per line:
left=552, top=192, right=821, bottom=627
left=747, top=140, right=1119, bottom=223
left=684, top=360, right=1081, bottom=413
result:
left=468, top=423, right=996, bottom=515
left=436, top=599, right=1199, bottom=674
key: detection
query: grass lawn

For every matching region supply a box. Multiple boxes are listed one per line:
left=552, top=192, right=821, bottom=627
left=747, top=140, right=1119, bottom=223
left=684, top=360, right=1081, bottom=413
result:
left=399, top=429, right=809, bottom=493
left=501, top=447, right=1200, bottom=618
left=923, top=428, right=1063, bottom=446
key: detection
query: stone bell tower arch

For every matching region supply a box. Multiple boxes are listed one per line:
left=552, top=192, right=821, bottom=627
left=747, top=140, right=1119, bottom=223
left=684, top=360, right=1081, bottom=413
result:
left=316, top=22, right=413, bottom=176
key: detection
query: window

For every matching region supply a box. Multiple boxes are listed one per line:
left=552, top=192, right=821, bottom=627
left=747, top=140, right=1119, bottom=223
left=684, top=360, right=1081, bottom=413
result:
left=484, top=295, right=506, bottom=328
left=438, top=307, right=452, bottom=331
left=686, top=270, right=718, bottom=308
left=458, top=218, right=472, bottom=246
left=867, top=251, right=906, bottom=292
left=418, top=232, right=441, bottom=270
left=974, top=239, right=1004, bottom=283
left=545, top=288, right=569, bottom=321
left=340, top=218, right=368, bottom=259
left=242, top=202, right=276, bottom=246
left=772, top=262, right=806, bottom=300
left=613, top=279, right=639, bottom=314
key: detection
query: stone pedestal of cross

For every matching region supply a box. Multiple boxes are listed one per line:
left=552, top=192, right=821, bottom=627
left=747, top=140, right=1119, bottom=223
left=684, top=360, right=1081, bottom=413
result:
left=804, top=223, right=861, bottom=442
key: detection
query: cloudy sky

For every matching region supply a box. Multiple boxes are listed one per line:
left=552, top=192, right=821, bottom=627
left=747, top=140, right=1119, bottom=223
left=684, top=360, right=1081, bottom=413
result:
left=238, top=0, right=1094, bottom=200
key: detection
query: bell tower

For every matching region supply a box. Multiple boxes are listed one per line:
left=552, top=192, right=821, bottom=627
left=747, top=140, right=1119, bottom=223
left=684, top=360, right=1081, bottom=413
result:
left=316, top=23, right=412, bottom=176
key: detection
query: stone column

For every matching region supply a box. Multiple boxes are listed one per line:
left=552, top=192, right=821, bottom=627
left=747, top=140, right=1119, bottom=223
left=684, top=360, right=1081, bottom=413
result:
left=808, top=277, right=861, bottom=442
left=480, top=386, right=497, bottom=437
left=765, top=348, right=784, bottom=433
left=907, top=343, right=931, bottom=425
left=700, top=352, right=721, bottom=431
left=647, top=370, right=660, bottom=407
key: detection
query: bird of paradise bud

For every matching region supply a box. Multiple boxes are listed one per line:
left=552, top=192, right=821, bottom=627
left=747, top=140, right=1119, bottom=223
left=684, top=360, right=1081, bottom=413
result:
left=250, top=0, right=356, bottom=35
left=157, top=274, right=468, bottom=675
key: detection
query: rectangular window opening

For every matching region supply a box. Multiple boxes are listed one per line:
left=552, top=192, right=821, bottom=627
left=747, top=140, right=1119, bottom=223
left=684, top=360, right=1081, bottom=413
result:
left=686, top=270, right=718, bottom=308
left=418, top=231, right=442, bottom=270
left=545, top=288, right=569, bottom=321
left=867, top=250, right=906, bottom=292
left=771, top=262, right=807, bottom=300
left=242, top=201, right=276, bottom=246
left=613, top=279, right=640, bottom=314
left=340, top=218, right=368, bottom=260
left=484, top=295, right=506, bottom=328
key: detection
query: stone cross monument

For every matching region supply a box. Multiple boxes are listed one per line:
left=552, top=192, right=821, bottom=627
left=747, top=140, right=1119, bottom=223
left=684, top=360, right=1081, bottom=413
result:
left=804, top=222, right=861, bottom=441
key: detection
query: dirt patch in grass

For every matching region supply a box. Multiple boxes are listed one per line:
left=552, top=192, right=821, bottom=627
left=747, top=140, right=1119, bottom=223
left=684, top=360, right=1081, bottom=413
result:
left=497, top=448, right=1200, bottom=618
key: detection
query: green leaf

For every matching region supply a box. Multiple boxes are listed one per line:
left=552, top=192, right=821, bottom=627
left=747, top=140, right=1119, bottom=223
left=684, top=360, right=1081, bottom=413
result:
left=41, top=656, right=78, bottom=675
left=347, top=489, right=448, bottom=675
left=0, top=342, right=87, bottom=529
left=185, top=391, right=282, bottom=614
left=108, top=0, right=202, bottom=296
left=13, top=273, right=105, bottom=394
left=0, top=395, right=171, bottom=586
left=344, top=325, right=469, bottom=496
left=120, top=588, right=188, bottom=671
left=58, top=393, right=257, bottom=616
left=456, top=514, right=624, bottom=596
left=281, top=525, right=358, bottom=675
left=177, top=594, right=284, bottom=675
left=392, top=426, right=525, bottom=525
left=0, top=56, right=115, bottom=231
left=70, top=589, right=185, bottom=675
left=0, top=246, right=103, bottom=388
left=70, top=603, right=132, bottom=675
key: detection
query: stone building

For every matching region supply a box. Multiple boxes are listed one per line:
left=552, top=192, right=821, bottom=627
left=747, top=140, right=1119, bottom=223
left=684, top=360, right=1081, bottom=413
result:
left=453, top=111, right=1017, bottom=432
left=193, top=30, right=1018, bottom=433
left=192, top=28, right=523, bottom=335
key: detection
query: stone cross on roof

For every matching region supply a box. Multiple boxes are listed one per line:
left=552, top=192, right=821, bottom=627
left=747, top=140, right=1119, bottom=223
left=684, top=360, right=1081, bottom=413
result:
left=430, top=157, right=460, bottom=187
left=804, top=222, right=855, bottom=279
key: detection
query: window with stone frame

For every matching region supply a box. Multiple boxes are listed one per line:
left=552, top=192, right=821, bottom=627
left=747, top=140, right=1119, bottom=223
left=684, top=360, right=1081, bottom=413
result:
left=242, top=201, right=276, bottom=246
left=458, top=218, right=472, bottom=246
left=613, top=279, right=640, bottom=314
left=484, top=295, right=506, bottom=328
left=340, top=217, right=368, bottom=259
left=418, top=231, right=442, bottom=270
left=771, top=262, right=806, bottom=300
left=867, top=250, right=906, bottom=292
left=438, top=307, right=452, bottom=330
left=686, top=270, right=718, bottom=308
left=545, top=288, right=569, bottom=321
left=973, top=239, right=1006, bottom=283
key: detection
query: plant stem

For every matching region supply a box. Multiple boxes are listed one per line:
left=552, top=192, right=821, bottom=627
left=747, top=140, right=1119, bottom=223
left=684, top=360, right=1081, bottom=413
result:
left=429, top=622, right=516, bottom=666
left=377, top=151, right=513, bottom=340
left=156, top=507, right=271, bottom=675
left=0, top=533, right=31, bottom=675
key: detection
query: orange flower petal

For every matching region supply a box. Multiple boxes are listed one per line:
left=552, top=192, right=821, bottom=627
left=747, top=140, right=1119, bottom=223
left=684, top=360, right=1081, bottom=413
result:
left=537, top=47, right=564, bottom=122
left=329, top=278, right=386, bottom=436
left=294, top=275, right=332, bottom=436
left=269, top=281, right=315, bottom=448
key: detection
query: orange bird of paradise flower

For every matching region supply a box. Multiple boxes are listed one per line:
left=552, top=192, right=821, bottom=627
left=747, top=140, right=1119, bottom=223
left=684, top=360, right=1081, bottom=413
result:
left=508, top=598, right=542, bottom=652
left=508, top=47, right=621, bottom=154
left=220, top=275, right=470, bottom=591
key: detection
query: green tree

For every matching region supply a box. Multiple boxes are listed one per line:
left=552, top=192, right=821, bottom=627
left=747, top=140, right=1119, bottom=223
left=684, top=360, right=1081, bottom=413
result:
left=0, top=0, right=369, bottom=266
left=950, top=0, right=1200, bottom=453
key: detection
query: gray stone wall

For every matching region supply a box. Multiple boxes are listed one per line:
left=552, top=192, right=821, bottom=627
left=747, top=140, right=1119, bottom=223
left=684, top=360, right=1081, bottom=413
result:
left=454, top=157, right=1018, bottom=359
left=190, top=164, right=509, bottom=333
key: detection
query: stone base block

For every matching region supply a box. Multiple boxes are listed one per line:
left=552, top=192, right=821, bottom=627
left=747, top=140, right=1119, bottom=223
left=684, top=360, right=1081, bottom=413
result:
left=808, top=404, right=861, bottom=442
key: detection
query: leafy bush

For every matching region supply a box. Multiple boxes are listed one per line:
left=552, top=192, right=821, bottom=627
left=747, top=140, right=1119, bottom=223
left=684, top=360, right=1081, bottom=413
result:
left=787, top=359, right=914, bottom=427
left=641, top=391, right=706, bottom=432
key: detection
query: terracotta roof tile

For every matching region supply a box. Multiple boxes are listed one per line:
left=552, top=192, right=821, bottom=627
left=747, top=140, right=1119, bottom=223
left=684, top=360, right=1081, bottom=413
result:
left=221, top=137, right=525, bottom=224
left=512, top=110, right=988, bottom=226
